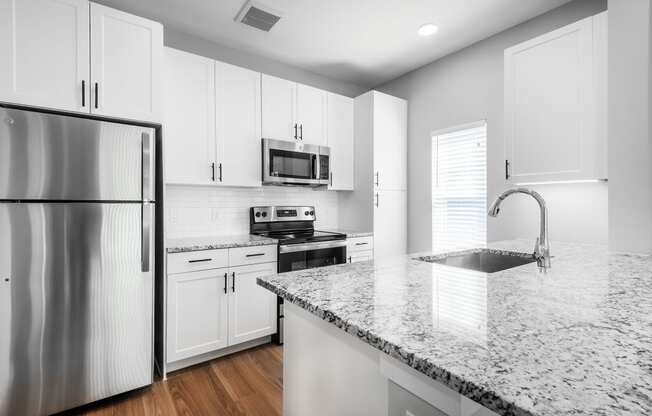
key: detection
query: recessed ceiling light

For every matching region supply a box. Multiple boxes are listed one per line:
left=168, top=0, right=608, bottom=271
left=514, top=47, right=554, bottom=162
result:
left=418, top=23, right=439, bottom=37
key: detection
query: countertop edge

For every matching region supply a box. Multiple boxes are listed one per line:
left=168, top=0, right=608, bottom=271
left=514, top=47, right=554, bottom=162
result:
left=256, top=277, right=534, bottom=416
left=167, top=239, right=278, bottom=253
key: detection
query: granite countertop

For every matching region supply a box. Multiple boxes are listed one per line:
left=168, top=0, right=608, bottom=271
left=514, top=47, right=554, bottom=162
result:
left=322, top=228, right=373, bottom=238
left=167, top=234, right=277, bottom=253
left=257, top=239, right=652, bottom=416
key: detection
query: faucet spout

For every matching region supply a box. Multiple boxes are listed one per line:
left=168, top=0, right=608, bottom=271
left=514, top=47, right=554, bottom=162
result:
left=488, top=188, right=551, bottom=270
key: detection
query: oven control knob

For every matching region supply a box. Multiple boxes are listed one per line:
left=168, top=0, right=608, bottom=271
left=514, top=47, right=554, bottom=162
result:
left=255, top=212, right=261, bottom=218
left=310, top=210, right=314, bottom=216
left=261, top=212, right=267, bottom=217
left=304, top=211, right=309, bottom=216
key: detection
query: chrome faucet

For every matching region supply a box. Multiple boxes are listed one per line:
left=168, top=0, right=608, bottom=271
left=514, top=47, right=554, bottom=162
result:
left=488, top=188, right=551, bottom=270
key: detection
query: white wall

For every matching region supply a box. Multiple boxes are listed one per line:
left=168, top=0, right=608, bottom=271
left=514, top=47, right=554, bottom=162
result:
left=377, top=0, right=608, bottom=253
left=166, top=186, right=339, bottom=238
left=607, top=0, right=652, bottom=254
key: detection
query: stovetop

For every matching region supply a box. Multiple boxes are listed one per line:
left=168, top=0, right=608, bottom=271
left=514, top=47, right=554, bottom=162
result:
left=256, top=230, right=346, bottom=245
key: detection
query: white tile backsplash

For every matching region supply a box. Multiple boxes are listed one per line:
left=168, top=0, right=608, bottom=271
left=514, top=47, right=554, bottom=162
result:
left=165, top=185, right=339, bottom=238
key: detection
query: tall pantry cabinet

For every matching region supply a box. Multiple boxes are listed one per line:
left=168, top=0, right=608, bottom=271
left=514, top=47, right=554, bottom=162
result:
left=339, top=91, right=407, bottom=258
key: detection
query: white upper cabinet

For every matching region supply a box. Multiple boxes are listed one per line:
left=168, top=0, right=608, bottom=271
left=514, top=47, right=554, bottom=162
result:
left=163, top=48, right=216, bottom=185
left=227, top=263, right=277, bottom=346
left=327, top=93, right=354, bottom=190
left=216, top=62, right=262, bottom=187
left=0, top=0, right=90, bottom=112
left=261, top=74, right=297, bottom=140
left=261, top=74, right=329, bottom=145
left=296, top=84, right=327, bottom=146
left=373, top=91, right=408, bottom=191
left=90, top=3, right=163, bottom=122
left=504, top=12, right=607, bottom=183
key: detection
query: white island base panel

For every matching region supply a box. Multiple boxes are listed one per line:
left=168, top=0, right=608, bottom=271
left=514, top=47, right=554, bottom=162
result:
left=284, top=302, right=499, bottom=416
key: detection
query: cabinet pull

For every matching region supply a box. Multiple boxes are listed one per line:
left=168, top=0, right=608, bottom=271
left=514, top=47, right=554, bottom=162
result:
left=375, top=192, right=379, bottom=208
left=223, top=272, right=228, bottom=294
left=188, top=258, right=212, bottom=263
left=211, top=162, right=216, bottom=181
left=299, top=124, right=303, bottom=140
left=81, top=80, right=86, bottom=107
left=355, top=242, right=368, bottom=246
left=505, top=160, right=510, bottom=180
left=348, top=256, right=352, bottom=263
left=246, top=253, right=265, bottom=257
left=330, top=172, right=333, bottom=187
left=219, top=163, right=223, bottom=182
left=375, top=172, right=379, bottom=187
left=94, top=82, right=99, bottom=109
left=294, top=123, right=298, bottom=140
left=231, top=272, right=236, bottom=292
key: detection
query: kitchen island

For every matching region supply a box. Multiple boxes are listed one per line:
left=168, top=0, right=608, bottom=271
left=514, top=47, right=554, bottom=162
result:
left=257, top=240, right=652, bottom=416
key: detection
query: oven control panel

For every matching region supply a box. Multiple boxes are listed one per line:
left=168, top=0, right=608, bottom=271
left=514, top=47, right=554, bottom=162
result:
left=251, top=206, right=316, bottom=223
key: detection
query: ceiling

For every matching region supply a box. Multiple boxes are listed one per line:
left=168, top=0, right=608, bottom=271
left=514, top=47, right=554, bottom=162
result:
left=94, top=0, right=574, bottom=88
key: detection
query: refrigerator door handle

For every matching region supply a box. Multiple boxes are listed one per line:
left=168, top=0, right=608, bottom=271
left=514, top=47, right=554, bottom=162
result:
left=142, top=131, right=154, bottom=202
left=142, top=203, right=153, bottom=272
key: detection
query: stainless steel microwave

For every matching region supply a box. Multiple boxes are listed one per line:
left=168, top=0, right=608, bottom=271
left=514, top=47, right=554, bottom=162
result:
left=262, top=138, right=330, bottom=187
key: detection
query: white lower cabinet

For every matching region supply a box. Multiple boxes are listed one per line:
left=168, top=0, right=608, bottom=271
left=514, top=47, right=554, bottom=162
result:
left=228, top=262, right=278, bottom=345
left=166, top=247, right=277, bottom=368
left=167, top=268, right=229, bottom=362
left=347, top=236, right=374, bottom=263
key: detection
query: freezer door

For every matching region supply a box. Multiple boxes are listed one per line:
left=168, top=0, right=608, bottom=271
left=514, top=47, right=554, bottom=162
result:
left=0, top=203, right=153, bottom=416
left=0, top=107, right=155, bottom=201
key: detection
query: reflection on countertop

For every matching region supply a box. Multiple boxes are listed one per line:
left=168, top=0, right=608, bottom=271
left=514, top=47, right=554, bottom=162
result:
left=257, top=239, right=652, bottom=416
left=167, top=234, right=278, bottom=253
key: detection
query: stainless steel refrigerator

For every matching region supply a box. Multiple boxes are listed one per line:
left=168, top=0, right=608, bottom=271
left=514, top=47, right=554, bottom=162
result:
left=0, top=106, right=155, bottom=415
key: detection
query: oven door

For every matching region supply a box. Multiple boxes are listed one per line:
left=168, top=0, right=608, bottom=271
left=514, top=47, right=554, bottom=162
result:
left=262, top=139, right=321, bottom=186
left=278, top=241, right=347, bottom=272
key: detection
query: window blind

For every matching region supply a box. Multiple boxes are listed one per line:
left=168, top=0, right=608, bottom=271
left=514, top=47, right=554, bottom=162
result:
left=432, top=122, right=487, bottom=251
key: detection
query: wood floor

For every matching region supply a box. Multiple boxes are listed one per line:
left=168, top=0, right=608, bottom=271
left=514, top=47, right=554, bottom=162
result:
left=60, top=344, right=283, bottom=416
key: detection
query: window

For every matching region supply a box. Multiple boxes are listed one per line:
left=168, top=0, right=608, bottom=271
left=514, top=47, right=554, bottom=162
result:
left=432, top=121, right=487, bottom=250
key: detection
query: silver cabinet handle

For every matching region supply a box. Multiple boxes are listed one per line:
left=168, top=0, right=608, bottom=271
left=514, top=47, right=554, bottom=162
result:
left=375, top=192, right=379, bottom=208
left=211, top=162, right=216, bottom=181
left=330, top=172, right=333, bottom=187
left=219, top=163, right=223, bottom=182
left=223, top=272, right=228, bottom=294
left=141, top=203, right=153, bottom=272
left=375, top=172, right=379, bottom=187
left=246, top=253, right=265, bottom=257
left=348, top=256, right=352, bottom=263
left=299, top=124, right=303, bottom=140
left=94, top=82, right=99, bottom=109
left=294, top=123, right=298, bottom=140
left=81, top=80, right=86, bottom=107
left=231, top=272, right=236, bottom=292
left=355, top=242, right=368, bottom=246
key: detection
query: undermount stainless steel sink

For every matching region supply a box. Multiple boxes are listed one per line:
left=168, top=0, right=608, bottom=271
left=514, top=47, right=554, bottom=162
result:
left=416, top=248, right=536, bottom=273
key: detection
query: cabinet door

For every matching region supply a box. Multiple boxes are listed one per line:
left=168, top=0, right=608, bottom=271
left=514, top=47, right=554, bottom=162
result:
left=504, top=16, right=603, bottom=183
left=373, top=92, right=407, bottom=190
left=327, top=93, right=354, bottom=190
left=296, top=84, right=327, bottom=146
left=167, top=269, right=229, bottom=363
left=373, top=189, right=407, bottom=258
left=261, top=74, right=296, bottom=140
left=0, top=0, right=90, bottom=112
left=216, top=62, right=262, bottom=187
left=90, top=3, right=162, bottom=122
left=163, top=48, right=216, bottom=185
left=228, top=263, right=277, bottom=346
left=349, top=251, right=373, bottom=263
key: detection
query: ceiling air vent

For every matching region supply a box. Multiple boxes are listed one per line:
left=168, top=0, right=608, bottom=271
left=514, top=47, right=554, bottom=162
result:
left=235, top=1, right=282, bottom=32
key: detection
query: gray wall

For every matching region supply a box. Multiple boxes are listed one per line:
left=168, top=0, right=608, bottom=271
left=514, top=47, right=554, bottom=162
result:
left=377, top=0, right=608, bottom=253
left=164, top=29, right=367, bottom=98
left=607, top=0, right=652, bottom=253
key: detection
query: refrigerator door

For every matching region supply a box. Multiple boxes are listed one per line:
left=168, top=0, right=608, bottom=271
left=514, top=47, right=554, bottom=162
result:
left=0, top=202, right=153, bottom=416
left=0, top=106, right=155, bottom=201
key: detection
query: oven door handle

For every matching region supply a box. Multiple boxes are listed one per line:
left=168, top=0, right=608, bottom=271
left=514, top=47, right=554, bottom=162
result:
left=279, top=240, right=347, bottom=254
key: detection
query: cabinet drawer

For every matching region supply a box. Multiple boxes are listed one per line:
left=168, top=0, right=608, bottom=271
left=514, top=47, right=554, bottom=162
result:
left=229, top=245, right=277, bottom=267
left=348, top=250, right=373, bottom=264
left=168, top=249, right=229, bottom=274
left=347, top=236, right=374, bottom=253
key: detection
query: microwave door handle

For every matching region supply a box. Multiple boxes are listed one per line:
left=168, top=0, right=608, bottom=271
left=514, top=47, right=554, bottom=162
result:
left=312, top=154, right=317, bottom=179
